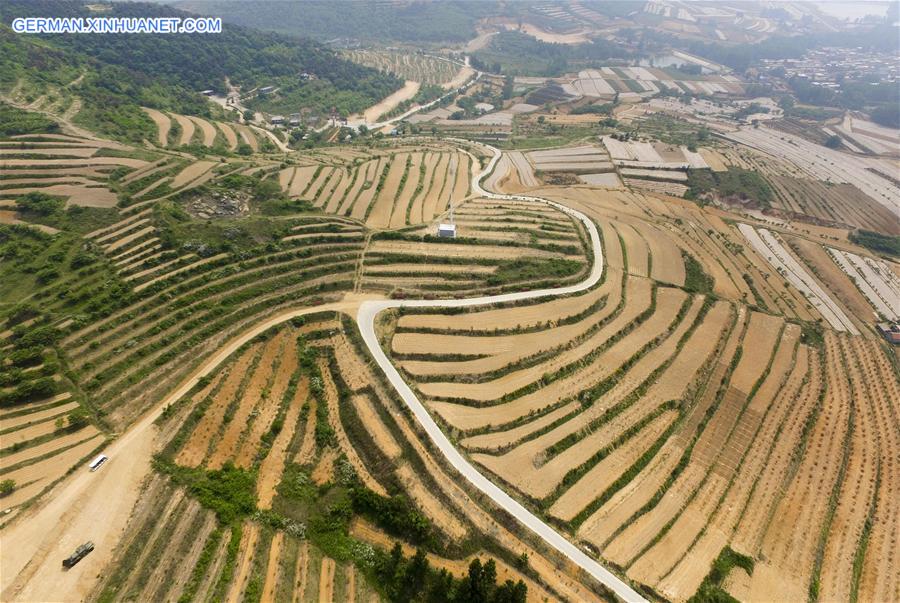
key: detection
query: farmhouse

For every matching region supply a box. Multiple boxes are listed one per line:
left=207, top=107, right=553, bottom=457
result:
left=270, top=115, right=285, bottom=125
left=877, top=322, right=900, bottom=344
left=437, top=223, right=457, bottom=238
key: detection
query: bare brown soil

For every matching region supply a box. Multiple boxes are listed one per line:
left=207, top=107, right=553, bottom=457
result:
left=317, top=557, right=335, bottom=603
left=261, top=532, right=284, bottom=603
left=141, top=107, right=170, bottom=146
left=257, top=376, right=308, bottom=508
left=225, top=521, right=260, bottom=603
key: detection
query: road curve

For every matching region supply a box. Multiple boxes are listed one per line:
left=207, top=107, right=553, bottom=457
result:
left=357, top=142, right=648, bottom=603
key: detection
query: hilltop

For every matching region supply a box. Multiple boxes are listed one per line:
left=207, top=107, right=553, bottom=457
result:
left=0, top=0, right=402, bottom=141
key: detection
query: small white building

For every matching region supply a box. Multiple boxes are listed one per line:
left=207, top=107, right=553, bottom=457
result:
left=437, top=223, right=457, bottom=238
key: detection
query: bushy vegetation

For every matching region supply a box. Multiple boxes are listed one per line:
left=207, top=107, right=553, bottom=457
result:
left=177, top=0, right=495, bottom=43
left=161, top=461, right=258, bottom=523
left=868, top=105, right=900, bottom=129
left=373, top=544, right=526, bottom=603
left=631, top=114, right=712, bottom=149
left=0, top=479, right=16, bottom=496
left=350, top=488, right=434, bottom=546
left=849, top=229, right=900, bottom=258
left=686, top=168, right=773, bottom=208
left=471, top=31, right=631, bottom=76
left=0, top=102, right=59, bottom=136
left=487, top=258, right=583, bottom=286
left=570, top=102, right=616, bottom=116
left=687, top=547, right=754, bottom=603
left=682, top=251, right=714, bottom=294
left=14, top=192, right=65, bottom=216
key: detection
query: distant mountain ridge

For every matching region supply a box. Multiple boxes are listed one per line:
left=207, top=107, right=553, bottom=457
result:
left=0, top=0, right=402, bottom=140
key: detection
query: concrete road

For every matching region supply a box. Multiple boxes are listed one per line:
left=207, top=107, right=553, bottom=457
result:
left=357, top=143, right=648, bottom=603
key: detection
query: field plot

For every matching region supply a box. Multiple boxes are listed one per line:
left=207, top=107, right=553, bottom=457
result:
left=827, top=247, right=900, bottom=321
left=342, top=50, right=463, bottom=86
left=293, top=148, right=472, bottom=227
left=578, top=172, right=622, bottom=187
left=0, top=382, right=104, bottom=515
left=564, top=67, right=742, bottom=99
left=738, top=224, right=858, bottom=333
left=384, top=169, right=899, bottom=601
left=766, top=175, right=900, bottom=235
left=362, top=196, right=588, bottom=297
left=62, top=213, right=365, bottom=428
left=138, top=108, right=262, bottom=151
left=730, top=334, right=899, bottom=603
left=141, top=107, right=170, bottom=147
left=507, top=151, right=539, bottom=187
left=525, top=145, right=613, bottom=173
left=87, top=301, right=611, bottom=603
left=724, top=126, right=899, bottom=213
left=0, top=133, right=146, bottom=208
left=599, top=136, right=710, bottom=196
left=835, top=114, right=900, bottom=157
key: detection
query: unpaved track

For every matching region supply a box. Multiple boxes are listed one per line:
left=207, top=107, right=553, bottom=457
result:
left=363, top=80, right=420, bottom=123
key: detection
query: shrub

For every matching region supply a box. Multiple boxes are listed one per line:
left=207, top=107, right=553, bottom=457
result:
left=67, top=408, right=91, bottom=429
left=849, top=229, right=899, bottom=258
left=16, top=192, right=65, bottom=216
left=0, top=479, right=15, bottom=496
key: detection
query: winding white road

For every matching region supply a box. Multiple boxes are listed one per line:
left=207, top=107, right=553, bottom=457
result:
left=357, top=142, right=648, bottom=603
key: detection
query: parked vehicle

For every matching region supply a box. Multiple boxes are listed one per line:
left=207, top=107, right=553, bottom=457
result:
left=88, top=454, right=108, bottom=472
left=62, top=542, right=94, bottom=568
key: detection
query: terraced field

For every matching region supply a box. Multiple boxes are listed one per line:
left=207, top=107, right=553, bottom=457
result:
left=389, top=179, right=900, bottom=602
left=277, top=146, right=473, bottom=229
left=767, top=175, right=900, bottom=235
left=342, top=50, right=468, bottom=87
left=0, top=133, right=143, bottom=209
left=361, top=196, right=589, bottom=297
left=141, top=108, right=265, bottom=152
left=4, top=101, right=899, bottom=603
left=87, top=310, right=605, bottom=603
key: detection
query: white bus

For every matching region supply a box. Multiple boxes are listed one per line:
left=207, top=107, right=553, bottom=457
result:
left=88, top=454, right=108, bottom=472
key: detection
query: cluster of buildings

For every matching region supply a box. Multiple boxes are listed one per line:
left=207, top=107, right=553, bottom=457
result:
left=760, top=47, right=899, bottom=90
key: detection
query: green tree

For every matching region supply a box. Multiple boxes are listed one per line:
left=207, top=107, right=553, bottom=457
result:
left=17, top=192, right=64, bottom=216
left=67, top=408, right=91, bottom=429
left=824, top=134, right=842, bottom=149
left=0, top=479, right=15, bottom=496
